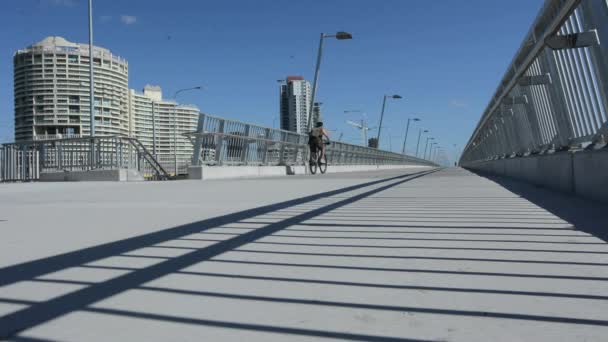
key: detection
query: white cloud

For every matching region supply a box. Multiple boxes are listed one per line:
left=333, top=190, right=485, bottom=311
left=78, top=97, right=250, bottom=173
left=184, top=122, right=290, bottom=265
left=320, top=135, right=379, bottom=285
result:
left=120, top=15, right=137, bottom=25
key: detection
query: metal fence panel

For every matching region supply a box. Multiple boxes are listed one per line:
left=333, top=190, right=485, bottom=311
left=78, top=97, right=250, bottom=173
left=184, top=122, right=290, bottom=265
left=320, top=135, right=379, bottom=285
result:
left=461, top=0, right=608, bottom=165
left=1, top=136, right=170, bottom=182
left=187, top=113, right=435, bottom=168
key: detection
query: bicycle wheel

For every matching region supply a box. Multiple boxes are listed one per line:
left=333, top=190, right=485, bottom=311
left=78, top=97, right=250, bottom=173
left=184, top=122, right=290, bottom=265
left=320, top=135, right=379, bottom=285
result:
left=319, top=154, right=327, bottom=174
left=309, top=151, right=318, bottom=174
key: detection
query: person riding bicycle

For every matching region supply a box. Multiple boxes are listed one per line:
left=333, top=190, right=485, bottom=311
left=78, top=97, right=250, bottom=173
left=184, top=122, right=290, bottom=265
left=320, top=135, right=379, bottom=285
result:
left=309, top=121, right=330, bottom=162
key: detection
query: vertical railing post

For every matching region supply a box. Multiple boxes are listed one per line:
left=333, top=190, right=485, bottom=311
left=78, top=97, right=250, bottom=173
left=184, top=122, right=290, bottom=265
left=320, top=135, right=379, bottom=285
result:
left=241, top=124, right=251, bottom=165
left=40, top=144, right=46, bottom=170
left=278, top=132, right=286, bottom=166
left=191, top=113, right=206, bottom=166
left=215, top=119, right=225, bottom=166
left=539, top=47, right=575, bottom=149
left=58, top=142, right=63, bottom=171
left=580, top=1, right=608, bottom=143
left=118, top=137, right=123, bottom=169
left=20, top=144, right=26, bottom=181
left=262, top=128, right=271, bottom=166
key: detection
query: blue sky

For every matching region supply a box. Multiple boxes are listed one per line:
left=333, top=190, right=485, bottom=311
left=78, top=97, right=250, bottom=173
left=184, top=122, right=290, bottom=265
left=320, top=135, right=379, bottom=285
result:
left=0, top=0, right=543, bottom=162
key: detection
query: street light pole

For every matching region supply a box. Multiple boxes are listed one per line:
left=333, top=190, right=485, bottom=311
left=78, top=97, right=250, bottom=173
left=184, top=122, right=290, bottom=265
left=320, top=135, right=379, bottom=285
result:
left=151, top=101, right=156, bottom=156
left=276, top=79, right=284, bottom=130
left=401, top=117, right=419, bottom=154
left=424, top=137, right=434, bottom=159
left=88, top=0, right=95, bottom=137
left=432, top=146, right=440, bottom=162
left=428, top=142, right=437, bottom=160
left=307, top=31, right=352, bottom=132
left=376, top=94, right=402, bottom=148
left=308, top=33, right=324, bottom=133
left=416, top=129, right=428, bottom=157
left=173, top=86, right=202, bottom=176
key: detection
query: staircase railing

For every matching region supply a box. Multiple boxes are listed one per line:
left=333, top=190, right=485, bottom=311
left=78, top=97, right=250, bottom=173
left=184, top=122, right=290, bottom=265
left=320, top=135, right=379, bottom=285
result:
left=1, top=136, right=170, bottom=182
left=122, top=137, right=171, bottom=180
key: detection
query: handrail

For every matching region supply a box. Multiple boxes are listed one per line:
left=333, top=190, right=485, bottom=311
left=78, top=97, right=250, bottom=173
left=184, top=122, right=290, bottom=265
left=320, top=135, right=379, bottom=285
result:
left=1, top=136, right=170, bottom=182
left=461, top=0, right=608, bottom=165
left=463, top=0, right=582, bottom=155
left=187, top=113, right=436, bottom=167
left=122, top=137, right=170, bottom=180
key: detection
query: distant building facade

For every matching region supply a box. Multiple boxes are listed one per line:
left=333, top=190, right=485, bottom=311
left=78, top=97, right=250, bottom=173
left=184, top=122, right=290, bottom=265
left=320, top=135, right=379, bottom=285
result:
left=13, top=36, right=129, bottom=141
left=128, top=85, right=199, bottom=172
left=280, top=76, right=311, bottom=134
left=13, top=37, right=200, bottom=173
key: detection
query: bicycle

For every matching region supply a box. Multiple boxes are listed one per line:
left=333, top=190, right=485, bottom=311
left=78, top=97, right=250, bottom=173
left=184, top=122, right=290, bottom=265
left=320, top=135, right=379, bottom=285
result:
left=309, top=141, right=330, bottom=175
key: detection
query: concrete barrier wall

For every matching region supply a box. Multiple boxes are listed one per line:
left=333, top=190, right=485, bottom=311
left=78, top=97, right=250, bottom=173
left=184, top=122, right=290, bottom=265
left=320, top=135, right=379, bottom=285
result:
left=40, top=169, right=145, bottom=182
left=464, top=149, right=608, bottom=203
left=188, top=164, right=435, bottom=181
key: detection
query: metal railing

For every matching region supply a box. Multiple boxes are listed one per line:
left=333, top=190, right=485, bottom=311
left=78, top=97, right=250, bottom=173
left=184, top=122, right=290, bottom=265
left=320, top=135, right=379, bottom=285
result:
left=154, top=154, right=191, bottom=176
left=0, top=145, right=39, bottom=182
left=186, top=113, right=435, bottom=167
left=34, top=134, right=82, bottom=141
left=1, top=136, right=170, bottom=182
left=460, top=0, right=608, bottom=165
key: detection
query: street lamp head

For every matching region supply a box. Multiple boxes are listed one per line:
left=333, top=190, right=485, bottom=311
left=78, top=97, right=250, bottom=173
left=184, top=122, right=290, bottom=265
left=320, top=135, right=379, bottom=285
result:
left=391, top=95, right=403, bottom=99
left=413, top=118, right=421, bottom=121
left=335, top=31, right=353, bottom=40
left=423, top=130, right=429, bottom=133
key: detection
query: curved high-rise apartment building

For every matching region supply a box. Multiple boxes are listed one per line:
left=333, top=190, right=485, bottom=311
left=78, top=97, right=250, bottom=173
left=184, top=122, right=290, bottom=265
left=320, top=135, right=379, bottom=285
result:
left=13, top=36, right=129, bottom=141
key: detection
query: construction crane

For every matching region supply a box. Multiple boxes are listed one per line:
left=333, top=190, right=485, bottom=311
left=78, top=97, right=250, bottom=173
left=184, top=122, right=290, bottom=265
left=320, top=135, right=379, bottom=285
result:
left=346, top=119, right=376, bottom=146
left=344, top=110, right=376, bottom=146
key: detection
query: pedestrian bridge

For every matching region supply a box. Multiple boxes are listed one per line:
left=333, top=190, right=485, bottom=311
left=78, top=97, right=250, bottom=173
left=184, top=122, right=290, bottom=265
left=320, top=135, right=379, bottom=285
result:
left=0, top=168, right=607, bottom=341
left=2, top=0, right=608, bottom=340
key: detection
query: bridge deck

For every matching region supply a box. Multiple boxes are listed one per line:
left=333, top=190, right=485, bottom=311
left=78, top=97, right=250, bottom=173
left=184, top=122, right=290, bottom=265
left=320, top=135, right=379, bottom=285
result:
left=1, top=168, right=607, bottom=341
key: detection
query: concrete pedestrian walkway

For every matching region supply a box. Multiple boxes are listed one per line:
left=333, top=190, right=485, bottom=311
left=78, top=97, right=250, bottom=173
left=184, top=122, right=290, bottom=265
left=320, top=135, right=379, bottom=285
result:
left=1, top=168, right=607, bottom=341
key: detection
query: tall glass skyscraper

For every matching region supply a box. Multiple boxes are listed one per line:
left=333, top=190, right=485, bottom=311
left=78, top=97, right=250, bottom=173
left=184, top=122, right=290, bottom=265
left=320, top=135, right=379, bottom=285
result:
left=279, top=76, right=311, bottom=134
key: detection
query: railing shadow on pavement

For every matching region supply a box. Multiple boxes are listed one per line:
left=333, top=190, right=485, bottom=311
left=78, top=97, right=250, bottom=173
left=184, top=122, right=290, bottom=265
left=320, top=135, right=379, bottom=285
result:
left=2, top=168, right=608, bottom=341
left=470, top=169, right=608, bottom=243
left=0, top=169, right=436, bottom=340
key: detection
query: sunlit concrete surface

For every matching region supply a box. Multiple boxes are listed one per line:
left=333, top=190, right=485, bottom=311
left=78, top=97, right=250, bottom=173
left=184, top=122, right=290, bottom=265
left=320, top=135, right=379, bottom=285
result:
left=1, top=168, right=608, bottom=341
